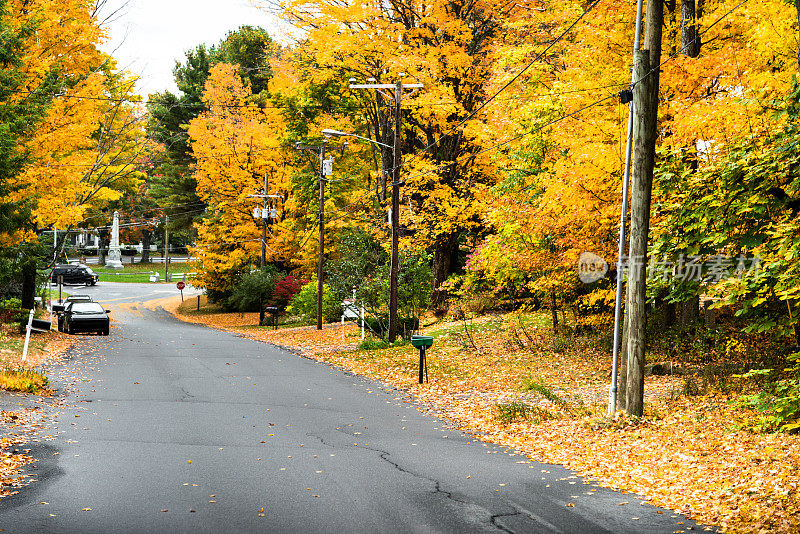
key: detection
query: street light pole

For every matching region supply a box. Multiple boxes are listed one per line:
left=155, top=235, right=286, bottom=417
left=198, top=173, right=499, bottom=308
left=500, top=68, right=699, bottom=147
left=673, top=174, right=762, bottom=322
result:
left=389, top=79, right=402, bottom=343
left=262, top=173, right=268, bottom=270
left=317, top=140, right=327, bottom=330
left=350, top=74, right=422, bottom=342
left=297, top=138, right=344, bottom=330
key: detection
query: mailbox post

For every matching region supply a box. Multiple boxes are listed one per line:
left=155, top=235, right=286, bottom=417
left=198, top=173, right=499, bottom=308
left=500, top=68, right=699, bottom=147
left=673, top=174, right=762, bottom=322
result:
left=411, top=335, right=434, bottom=383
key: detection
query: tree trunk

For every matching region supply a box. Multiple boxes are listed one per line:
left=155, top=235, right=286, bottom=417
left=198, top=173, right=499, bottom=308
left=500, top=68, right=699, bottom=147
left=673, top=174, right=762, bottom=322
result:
left=681, top=0, right=700, bottom=57
left=431, top=233, right=458, bottom=306
left=98, top=240, right=106, bottom=265
left=796, top=0, right=800, bottom=74
left=140, top=229, right=151, bottom=263
left=663, top=300, right=676, bottom=328
left=98, top=229, right=109, bottom=266
left=21, top=261, right=36, bottom=309
left=665, top=0, right=678, bottom=55
left=551, top=290, right=559, bottom=334
left=681, top=296, right=699, bottom=327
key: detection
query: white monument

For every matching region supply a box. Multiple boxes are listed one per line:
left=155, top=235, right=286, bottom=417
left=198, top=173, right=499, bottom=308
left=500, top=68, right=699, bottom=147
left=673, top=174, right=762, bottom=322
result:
left=106, top=210, right=124, bottom=270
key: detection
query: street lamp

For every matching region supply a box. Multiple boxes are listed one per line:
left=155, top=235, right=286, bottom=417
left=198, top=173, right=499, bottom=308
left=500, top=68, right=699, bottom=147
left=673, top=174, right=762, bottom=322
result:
left=321, top=129, right=392, bottom=149
left=348, top=74, right=423, bottom=342
left=296, top=136, right=346, bottom=330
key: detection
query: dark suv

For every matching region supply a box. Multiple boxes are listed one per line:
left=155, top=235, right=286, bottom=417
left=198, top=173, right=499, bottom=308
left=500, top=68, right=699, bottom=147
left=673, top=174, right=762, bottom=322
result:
left=51, top=264, right=99, bottom=286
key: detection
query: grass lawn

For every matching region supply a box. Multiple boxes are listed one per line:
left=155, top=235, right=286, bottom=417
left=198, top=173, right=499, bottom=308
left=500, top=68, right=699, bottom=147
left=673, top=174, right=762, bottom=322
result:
left=92, top=262, right=194, bottom=283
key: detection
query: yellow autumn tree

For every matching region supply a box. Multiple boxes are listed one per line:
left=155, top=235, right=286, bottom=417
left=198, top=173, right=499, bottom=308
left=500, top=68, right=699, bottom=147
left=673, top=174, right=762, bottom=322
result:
left=4, top=0, right=149, bottom=244
left=465, top=0, right=798, bottom=322
left=188, top=63, right=291, bottom=297
left=271, top=0, right=516, bottom=300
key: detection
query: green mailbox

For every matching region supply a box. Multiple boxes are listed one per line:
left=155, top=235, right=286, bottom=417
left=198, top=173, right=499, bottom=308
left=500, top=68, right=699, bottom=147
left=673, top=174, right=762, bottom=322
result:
left=411, top=335, right=434, bottom=383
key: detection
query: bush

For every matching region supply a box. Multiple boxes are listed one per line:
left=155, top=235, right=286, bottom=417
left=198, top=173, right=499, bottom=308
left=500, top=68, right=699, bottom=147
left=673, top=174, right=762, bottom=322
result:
left=358, top=336, right=389, bottom=350
left=286, top=278, right=340, bottom=324
left=271, top=275, right=305, bottom=312
left=0, top=369, right=49, bottom=393
left=121, top=248, right=137, bottom=257
left=738, top=353, right=800, bottom=433
left=225, top=268, right=280, bottom=313
left=327, top=228, right=387, bottom=303
left=0, top=298, right=26, bottom=324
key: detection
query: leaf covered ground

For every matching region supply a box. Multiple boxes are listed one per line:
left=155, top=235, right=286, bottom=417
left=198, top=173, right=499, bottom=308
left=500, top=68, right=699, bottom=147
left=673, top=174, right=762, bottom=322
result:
left=0, top=320, right=74, bottom=498
left=158, top=297, right=800, bottom=532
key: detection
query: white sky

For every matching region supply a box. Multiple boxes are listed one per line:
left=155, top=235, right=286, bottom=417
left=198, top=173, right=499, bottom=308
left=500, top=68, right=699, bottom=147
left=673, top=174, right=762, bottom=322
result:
left=98, top=0, right=290, bottom=98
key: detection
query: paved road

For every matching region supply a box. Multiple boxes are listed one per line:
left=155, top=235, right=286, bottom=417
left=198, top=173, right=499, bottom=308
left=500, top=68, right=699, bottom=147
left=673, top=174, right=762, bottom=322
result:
left=0, top=285, right=712, bottom=533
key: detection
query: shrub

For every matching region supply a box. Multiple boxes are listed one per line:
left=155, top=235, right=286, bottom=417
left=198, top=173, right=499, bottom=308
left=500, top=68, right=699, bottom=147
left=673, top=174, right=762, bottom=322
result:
left=737, top=353, right=800, bottom=433
left=358, top=337, right=389, bottom=350
left=286, top=278, right=340, bottom=324
left=0, top=298, right=26, bottom=324
left=225, top=268, right=280, bottom=313
left=0, top=369, right=49, bottom=393
left=271, top=275, right=305, bottom=312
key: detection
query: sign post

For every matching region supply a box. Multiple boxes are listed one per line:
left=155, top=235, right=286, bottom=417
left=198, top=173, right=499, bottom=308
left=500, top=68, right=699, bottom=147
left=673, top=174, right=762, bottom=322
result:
left=177, top=280, right=185, bottom=301
left=22, top=309, right=34, bottom=362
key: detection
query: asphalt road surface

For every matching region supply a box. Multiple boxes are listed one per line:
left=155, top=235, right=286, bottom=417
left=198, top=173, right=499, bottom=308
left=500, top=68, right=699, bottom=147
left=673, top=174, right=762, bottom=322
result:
left=0, top=283, right=713, bottom=533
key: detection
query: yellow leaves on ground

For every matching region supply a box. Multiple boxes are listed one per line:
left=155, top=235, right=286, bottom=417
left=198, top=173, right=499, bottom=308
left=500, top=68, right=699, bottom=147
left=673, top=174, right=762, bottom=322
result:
left=0, top=320, right=77, bottom=500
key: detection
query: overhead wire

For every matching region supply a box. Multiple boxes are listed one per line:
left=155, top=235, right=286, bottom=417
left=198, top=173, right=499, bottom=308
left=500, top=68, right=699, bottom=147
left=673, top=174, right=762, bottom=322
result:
left=398, top=0, right=605, bottom=173
left=400, top=0, right=752, bottom=186
left=42, top=0, right=754, bottom=255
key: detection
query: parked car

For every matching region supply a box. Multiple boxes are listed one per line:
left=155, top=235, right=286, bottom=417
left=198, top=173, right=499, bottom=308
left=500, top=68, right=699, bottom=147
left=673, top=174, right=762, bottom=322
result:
left=51, top=264, right=99, bottom=286
left=53, top=295, right=94, bottom=331
left=62, top=302, right=110, bottom=335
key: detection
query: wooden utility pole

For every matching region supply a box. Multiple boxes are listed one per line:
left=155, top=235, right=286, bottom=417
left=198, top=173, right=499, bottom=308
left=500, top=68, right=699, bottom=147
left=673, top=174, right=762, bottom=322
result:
left=625, top=0, right=662, bottom=417
left=262, top=173, right=268, bottom=271
left=164, top=215, right=170, bottom=282
left=317, top=142, right=327, bottom=330
left=350, top=75, right=422, bottom=343
left=389, top=79, right=403, bottom=343
left=296, top=139, right=342, bottom=330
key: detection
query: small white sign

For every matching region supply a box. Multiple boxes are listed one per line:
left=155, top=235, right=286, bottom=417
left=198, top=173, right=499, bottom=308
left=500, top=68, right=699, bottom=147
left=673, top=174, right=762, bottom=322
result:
left=341, top=299, right=359, bottom=319
left=323, top=158, right=334, bottom=176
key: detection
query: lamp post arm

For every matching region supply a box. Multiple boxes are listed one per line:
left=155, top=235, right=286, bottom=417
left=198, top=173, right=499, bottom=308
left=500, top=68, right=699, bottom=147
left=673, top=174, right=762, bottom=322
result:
left=321, top=129, right=392, bottom=149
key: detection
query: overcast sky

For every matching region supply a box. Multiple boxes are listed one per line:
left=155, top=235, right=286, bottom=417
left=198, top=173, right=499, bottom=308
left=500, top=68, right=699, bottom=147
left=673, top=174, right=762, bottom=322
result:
left=98, top=0, right=289, bottom=98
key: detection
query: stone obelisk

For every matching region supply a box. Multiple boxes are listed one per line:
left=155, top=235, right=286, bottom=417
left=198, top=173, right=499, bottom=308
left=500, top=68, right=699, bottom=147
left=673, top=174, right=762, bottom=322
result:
left=106, top=210, right=124, bottom=269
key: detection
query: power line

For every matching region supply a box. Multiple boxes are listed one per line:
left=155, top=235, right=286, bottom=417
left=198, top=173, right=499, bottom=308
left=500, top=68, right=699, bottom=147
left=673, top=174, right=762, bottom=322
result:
left=399, top=0, right=605, bottom=173
left=404, top=93, right=619, bottom=184
left=6, top=80, right=624, bottom=113
left=401, top=0, right=752, bottom=186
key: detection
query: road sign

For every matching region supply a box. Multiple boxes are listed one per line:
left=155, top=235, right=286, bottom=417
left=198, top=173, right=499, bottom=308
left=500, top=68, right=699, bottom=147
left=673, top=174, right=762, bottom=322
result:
left=176, top=281, right=185, bottom=290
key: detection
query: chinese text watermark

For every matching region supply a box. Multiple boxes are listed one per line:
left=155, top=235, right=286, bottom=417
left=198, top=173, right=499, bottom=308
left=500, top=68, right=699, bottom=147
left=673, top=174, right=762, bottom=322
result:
left=577, top=253, right=761, bottom=284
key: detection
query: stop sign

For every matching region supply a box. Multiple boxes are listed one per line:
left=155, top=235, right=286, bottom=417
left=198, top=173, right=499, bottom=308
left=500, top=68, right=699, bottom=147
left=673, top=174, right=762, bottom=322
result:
left=176, top=281, right=186, bottom=290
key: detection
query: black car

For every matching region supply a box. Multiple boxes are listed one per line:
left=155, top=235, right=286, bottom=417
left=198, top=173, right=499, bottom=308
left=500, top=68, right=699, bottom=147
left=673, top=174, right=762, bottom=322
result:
left=63, top=302, right=110, bottom=335
left=51, top=264, right=99, bottom=286
left=54, top=295, right=94, bottom=331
